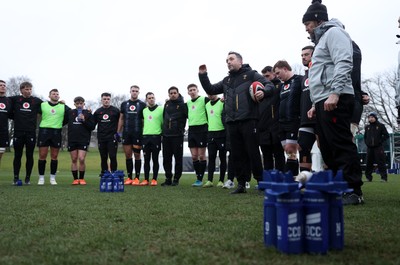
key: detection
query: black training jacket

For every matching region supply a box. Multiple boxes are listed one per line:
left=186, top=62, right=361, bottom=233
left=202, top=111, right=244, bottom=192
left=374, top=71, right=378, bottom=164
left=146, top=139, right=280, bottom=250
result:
left=364, top=121, right=389, bottom=148
left=199, top=64, right=274, bottom=123
left=162, top=94, right=188, bottom=137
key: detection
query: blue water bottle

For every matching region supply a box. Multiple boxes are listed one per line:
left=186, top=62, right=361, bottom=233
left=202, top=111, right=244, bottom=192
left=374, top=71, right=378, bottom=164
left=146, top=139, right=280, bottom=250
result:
left=329, top=170, right=349, bottom=250
left=274, top=172, right=303, bottom=254
left=112, top=173, right=120, bottom=192
left=303, top=189, right=329, bottom=254
left=115, top=170, right=125, bottom=192
left=262, top=170, right=281, bottom=248
left=77, top=107, right=83, bottom=122
left=105, top=172, right=113, bottom=192
left=264, top=189, right=279, bottom=248
left=100, top=175, right=107, bottom=192
left=303, top=171, right=333, bottom=254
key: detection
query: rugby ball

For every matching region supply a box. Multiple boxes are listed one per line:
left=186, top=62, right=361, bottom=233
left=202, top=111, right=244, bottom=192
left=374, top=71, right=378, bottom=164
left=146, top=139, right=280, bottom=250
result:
left=249, top=81, right=264, bottom=102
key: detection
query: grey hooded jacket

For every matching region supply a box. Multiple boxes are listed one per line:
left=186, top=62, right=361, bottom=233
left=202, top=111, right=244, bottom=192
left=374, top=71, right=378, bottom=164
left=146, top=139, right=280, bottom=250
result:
left=309, top=18, right=354, bottom=104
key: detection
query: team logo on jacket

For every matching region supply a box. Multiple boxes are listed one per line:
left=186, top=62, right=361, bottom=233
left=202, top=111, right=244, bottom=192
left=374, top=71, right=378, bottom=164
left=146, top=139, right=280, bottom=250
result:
left=191, top=105, right=196, bottom=110
left=243, top=75, right=247, bottom=80
left=304, top=78, right=309, bottom=88
left=103, top=114, right=109, bottom=120
left=129, top=105, right=136, bottom=111
left=210, top=110, right=214, bottom=115
left=50, top=108, right=56, bottom=114
left=23, top=102, right=30, bottom=109
left=0, top=103, right=5, bottom=110
left=284, top=84, right=290, bottom=90
left=148, top=115, right=153, bottom=120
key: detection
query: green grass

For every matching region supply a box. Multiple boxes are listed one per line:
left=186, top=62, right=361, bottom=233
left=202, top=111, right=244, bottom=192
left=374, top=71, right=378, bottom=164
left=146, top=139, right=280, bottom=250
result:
left=0, top=150, right=399, bottom=265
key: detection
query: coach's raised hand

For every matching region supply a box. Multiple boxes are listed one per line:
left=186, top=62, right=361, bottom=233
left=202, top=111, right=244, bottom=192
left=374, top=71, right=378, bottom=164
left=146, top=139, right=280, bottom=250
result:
left=199, top=64, right=207, bottom=74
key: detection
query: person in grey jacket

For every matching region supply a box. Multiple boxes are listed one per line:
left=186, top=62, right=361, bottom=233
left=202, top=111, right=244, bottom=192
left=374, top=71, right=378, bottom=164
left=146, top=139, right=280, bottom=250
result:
left=303, top=0, right=363, bottom=205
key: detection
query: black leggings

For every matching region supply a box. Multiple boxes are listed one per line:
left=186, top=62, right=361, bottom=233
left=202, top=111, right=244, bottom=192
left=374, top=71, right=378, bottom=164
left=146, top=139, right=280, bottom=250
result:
left=207, top=140, right=227, bottom=182
left=98, top=140, right=118, bottom=172
left=144, top=149, right=160, bottom=180
left=13, top=131, right=36, bottom=178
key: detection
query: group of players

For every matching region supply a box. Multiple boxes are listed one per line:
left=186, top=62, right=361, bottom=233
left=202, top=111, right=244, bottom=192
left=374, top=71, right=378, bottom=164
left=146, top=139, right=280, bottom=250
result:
left=0, top=43, right=335, bottom=192
left=5, top=1, right=395, bottom=204
left=0, top=81, right=229, bottom=188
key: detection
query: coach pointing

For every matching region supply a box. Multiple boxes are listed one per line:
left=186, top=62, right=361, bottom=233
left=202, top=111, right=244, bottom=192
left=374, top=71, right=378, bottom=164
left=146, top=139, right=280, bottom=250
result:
left=198, top=51, right=274, bottom=194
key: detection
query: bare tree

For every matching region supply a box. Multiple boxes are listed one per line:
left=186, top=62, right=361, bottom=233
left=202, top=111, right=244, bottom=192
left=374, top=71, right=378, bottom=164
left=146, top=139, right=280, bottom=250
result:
left=361, top=69, right=398, bottom=131
left=110, top=94, right=128, bottom=109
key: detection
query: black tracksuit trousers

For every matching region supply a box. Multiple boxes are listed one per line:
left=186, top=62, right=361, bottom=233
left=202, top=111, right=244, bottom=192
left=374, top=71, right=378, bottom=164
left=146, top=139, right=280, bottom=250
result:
left=315, top=94, right=363, bottom=195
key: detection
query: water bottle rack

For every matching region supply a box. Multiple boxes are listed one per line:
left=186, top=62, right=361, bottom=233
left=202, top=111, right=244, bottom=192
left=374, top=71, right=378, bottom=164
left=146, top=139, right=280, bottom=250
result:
left=261, top=169, right=352, bottom=255
left=99, top=170, right=125, bottom=192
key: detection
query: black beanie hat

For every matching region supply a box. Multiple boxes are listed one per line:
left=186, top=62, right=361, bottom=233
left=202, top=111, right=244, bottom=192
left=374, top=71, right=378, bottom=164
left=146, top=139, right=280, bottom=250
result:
left=368, top=112, right=378, bottom=120
left=302, top=0, right=329, bottom=23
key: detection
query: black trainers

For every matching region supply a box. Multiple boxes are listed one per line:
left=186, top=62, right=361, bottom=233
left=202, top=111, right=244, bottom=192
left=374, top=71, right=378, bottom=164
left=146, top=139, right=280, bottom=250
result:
left=342, top=192, right=364, bottom=205
left=230, top=184, right=246, bottom=194
left=161, top=179, right=172, bottom=186
left=171, top=180, right=179, bottom=186
left=13, top=178, right=19, bottom=186
left=25, top=177, right=31, bottom=185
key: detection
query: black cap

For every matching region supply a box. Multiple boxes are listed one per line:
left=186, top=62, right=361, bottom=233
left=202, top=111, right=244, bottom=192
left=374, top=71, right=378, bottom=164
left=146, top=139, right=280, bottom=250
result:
left=302, top=0, right=329, bottom=23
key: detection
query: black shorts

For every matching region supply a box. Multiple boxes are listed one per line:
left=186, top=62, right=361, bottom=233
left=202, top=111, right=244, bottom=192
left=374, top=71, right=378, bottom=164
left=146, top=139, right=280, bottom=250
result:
left=68, top=142, right=89, bottom=152
left=122, top=132, right=142, bottom=146
left=98, top=140, right=118, bottom=152
left=207, top=137, right=226, bottom=151
left=0, top=132, right=10, bottom=148
left=37, top=128, right=62, bottom=148
left=298, top=128, right=316, bottom=151
left=188, top=132, right=207, bottom=148
left=13, top=131, right=36, bottom=148
left=142, top=135, right=162, bottom=152
left=279, top=130, right=298, bottom=145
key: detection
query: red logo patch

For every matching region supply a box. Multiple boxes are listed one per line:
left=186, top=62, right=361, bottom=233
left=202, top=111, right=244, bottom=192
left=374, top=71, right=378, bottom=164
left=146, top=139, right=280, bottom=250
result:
left=103, top=114, right=109, bottom=120
left=304, top=78, right=309, bottom=87
left=23, top=102, right=30, bottom=109
left=0, top=103, right=5, bottom=110
left=284, top=84, right=290, bottom=90
left=129, top=105, right=136, bottom=111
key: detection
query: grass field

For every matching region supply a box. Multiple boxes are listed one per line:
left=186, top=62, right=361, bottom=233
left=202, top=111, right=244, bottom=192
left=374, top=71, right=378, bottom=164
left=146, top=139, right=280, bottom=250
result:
left=0, top=150, right=399, bottom=265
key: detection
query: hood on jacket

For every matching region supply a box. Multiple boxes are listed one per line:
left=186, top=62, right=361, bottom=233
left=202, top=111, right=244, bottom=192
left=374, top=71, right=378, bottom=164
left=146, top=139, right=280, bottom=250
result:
left=313, top=18, right=345, bottom=44
left=229, top=64, right=252, bottom=75
left=168, top=94, right=185, bottom=104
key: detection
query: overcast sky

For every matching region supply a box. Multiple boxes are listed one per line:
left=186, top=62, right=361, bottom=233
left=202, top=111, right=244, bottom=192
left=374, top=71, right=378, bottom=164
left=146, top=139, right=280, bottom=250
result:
left=1, top=0, right=399, bottom=108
